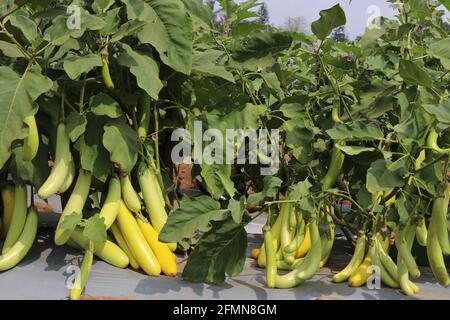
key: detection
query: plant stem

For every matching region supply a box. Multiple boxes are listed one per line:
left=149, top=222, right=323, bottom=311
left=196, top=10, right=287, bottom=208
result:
left=328, top=191, right=372, bottom=218
left=327, top=206, right=358, bottom=233
left=79, top=74, right=87, bottom=113
left=265, top=199, right=299, bottom=206
left=52, top=89, right=78, bottom=114
left=0, top=2, right=26, bottom=20
left=0, top=21, right=33, bottom=60
left=317, top=55, right=353, bottom=122
left=91, top=192, right=101, bottom=209
left=33, top=42, right=53, bottom=58
left=153, top=100, right=160, bottom=174
left=444, top=156, right=449, bottom=181
left=414, top=153, right=447, bottom=174
left=152, top=101, right=172, bottom=208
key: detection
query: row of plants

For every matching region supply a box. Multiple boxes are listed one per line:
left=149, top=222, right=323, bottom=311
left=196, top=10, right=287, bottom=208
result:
left=0, top=0, right=449, bottom=299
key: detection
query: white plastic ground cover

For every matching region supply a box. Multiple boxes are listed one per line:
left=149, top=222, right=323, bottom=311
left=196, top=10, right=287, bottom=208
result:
left=0, top=213, right=449, bottom=300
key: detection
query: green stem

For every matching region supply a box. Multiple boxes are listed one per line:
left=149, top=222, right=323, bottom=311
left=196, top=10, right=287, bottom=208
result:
left=266, top=199, right=300, bottom=206
left=0, top=21, right=32, bottom=60
left=296, top=47, right=315, bottom=55
left=328, top=191, right=372, bottom=218
left=317, top=55, right=353, bottom=122
left=269, top=115, right=287, bottom=123
left=52, top=89, right=78, bottom=114
left=132, top=111, right=148, bottom=169
left=79, top=74, right=87, bottom=114
left=30, top=186, right=35, bottom=207
left=33, top=42, right=53, bottom=58
left=0, top=2, right=27, bottom=20
left=444, top=156, right=449, bottom=182
left=153, top=101, right=160, bottom=174
left=60, top=92, right=65, bottom=121
left=91, top=192, right=101, bottom=209
left=414, top=153, right=447, bottom=174
left=151, top=101, right=172, bottom=208
left=326, top=200, right=359, bottom=232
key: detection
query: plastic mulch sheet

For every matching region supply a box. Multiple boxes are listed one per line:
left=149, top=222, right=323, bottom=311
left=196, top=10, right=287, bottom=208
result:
left=0, top=212, right=449, bottom=300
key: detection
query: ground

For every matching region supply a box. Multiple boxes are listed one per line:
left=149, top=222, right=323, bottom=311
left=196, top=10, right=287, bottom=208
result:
left=0, top=212, right=449, bottom=300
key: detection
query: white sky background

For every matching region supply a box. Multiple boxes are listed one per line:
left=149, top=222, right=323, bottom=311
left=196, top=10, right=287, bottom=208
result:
left=260, top=0, right=398, bottom=39
left=230, top=1, right=449, bottom=39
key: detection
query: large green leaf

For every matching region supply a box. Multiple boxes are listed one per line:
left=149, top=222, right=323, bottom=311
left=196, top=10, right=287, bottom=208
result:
left=289, top=179, right=313, bottom=200
left=366, top=159, right=408, bottom=193
left=65, top=112, right=87, bottom=142
left=335, top=144, right=376, bottom=156
left=202, top=103, right=266, bottom=132
left=218, top=0, right=237, bottom=17
left=123, top=0, right=194, bottom=74
left=259, top=71, right=284, bottom=101
left=279, top=101, right=310, bottom=119
left=287, top=180, right=315, bottom=215
left=0, top=66, right=52, bottom=169
left=423, top=100, right=450, bottom=124
left=181, top=0, right=213, bottom=30
left=228, top=196, right=247, bottom=224
left=360, top=25, right=387, bottom=52
left=200, top=164, right=236, bottom=199
left=247, top=176, right=282, bottom=206
left=110, top=20, right=146, bottom=43
left=43, top=8, right=106, bottom=45
left=281, top=102, right=315, bottom=164
left=48, top=39, right=81, bottom=63
left=284, top=120, right=314, bottom=164
left=100, top=7, right=121, bottom=35
left=408, top=0, right=432, bottom=14
left=122, top=0, right=152, bottom=19
left=24, top=0, right=52, bottom=10
left=59, top=213, right=83, bottom=233
left=103, top=120, right=139, bottom=174
left=0, top=41, right=25, bottom=58
left=9, top=12, right=39, bottom=45
left=92, top=0, right=115, bottom=13
left=326, top=121, right=384, bottom=141
left=194, top=104, right=265, bottom=199
left=395, top=102, right=434, bottom=142
left=192, top=50, right=235, bottom=83
left=399, top=59, right=433, bottom=87
left=415, top=161, right=443, bottom=196
left=232, top=31, right=293, bottom=67
left=160, top=195, right=229, bottom=243
left=182, top=217, right=247, bottom=284
left=231, top=21, right=265, bottom=38
left=9, top=138, right=50, bottom=189
left=366, top=94, right=396, bottom=119
left=429, top=38, right=450, bottom=70
left=117, top=44, right=163, bottom=100
left=429, top=38, right=450, bottom=60
left=395, top=193, right=426, bottom=223
left=75, top=114, right=111, bottom=182
left=311, top=4, right=346, bottom=40
left=196, top=103, right=266, bottom=168
left=233, top=0, right=261, bottom=22
left=89, top=93, right=123, bottom=118
left=83, top=214, right=107, bottom=247
left=63, top=53, right=102, bottom=80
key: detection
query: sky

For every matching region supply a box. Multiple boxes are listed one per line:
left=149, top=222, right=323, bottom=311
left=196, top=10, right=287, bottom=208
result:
left=259, top=0, right=398, bottom=39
